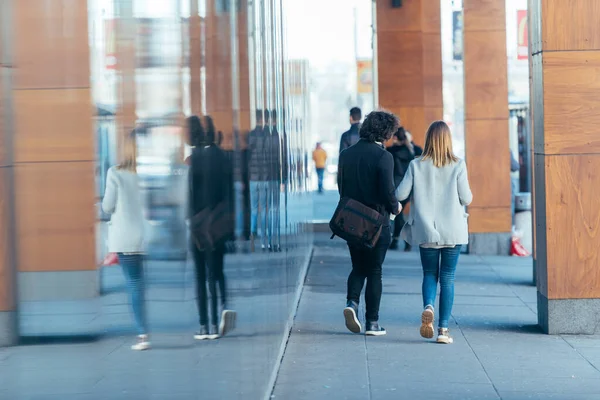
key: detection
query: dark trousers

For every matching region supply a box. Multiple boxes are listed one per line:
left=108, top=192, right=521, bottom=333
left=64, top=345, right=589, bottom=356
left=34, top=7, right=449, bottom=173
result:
left=393, top=199, right=410, bottom=238
left=192, top=245, right=227, bottom=326
left=347, top=226, right=391, bottom=322
left=316, top=168, right=325, bottom=192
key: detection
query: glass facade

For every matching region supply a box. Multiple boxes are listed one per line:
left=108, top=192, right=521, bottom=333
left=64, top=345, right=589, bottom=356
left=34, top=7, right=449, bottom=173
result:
left=91, top=0, right=313, bottom=396
left=0, top=0, right=313, bottom=398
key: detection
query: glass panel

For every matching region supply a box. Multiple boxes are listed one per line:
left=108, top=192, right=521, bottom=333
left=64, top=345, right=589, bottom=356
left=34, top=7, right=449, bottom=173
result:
left=3, top=0, right=313, bottom=397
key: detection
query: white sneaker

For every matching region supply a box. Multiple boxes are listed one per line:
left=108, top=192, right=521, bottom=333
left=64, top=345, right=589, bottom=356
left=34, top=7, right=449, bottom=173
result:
left=208, top=325, right=220, bottom=340
left=131, top=335, right=151, bottom=351
left=436, top=328, right=454, bottom=344
left=219, top=310, right=237, bottom=337
left=420, top=306, right=435, bottom=339
left=194, top=326, right=210, bottom=340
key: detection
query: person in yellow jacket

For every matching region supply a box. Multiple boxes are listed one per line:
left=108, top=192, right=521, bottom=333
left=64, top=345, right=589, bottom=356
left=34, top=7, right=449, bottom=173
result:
left=312, top=143, right=328, bottom=193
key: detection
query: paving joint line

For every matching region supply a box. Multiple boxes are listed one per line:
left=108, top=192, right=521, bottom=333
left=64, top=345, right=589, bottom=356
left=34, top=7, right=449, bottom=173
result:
left=363, top=334, right=373, bottom=400
left=562, top=335, right=600, bottom=375
left=486, top=262, right=535, bottom=313
left=456, top=318, right=502, bottom=399
left=456, top=257, right=503, bottom=399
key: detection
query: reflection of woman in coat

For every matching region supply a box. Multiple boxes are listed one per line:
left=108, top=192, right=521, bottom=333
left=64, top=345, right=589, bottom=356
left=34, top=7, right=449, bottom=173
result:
left=102, top=135, right=150, bottom=351
left=387, top=127, right=415, bottom=251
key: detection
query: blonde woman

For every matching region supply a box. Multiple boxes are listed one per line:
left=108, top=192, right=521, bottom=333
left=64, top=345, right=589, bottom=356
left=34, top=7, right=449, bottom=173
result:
left=396, top=121, right=473, bottom=344
left=102, top=135, right=149, bottom=350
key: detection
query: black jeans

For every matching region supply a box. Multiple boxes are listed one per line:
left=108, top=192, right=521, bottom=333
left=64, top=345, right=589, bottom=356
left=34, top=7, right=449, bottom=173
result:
left=192, top=245, right=227, bottom=326
left=347, top=225, right=391, bottom=322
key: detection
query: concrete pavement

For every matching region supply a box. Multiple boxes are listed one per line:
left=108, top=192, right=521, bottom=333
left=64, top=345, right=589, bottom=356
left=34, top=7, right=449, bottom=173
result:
left=272, top=240, right=600, bottom=400
left=3, top=209, right=600, bottom=399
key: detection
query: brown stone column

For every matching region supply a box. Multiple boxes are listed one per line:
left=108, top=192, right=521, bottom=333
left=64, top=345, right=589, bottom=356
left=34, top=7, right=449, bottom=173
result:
left=115, top=0, right=136, bottom=161
left=11, top=1, right=97, bottom=301
left=531, top=0, right=600, bottom=334
left=204, top=0, right=251, bottom=150
left=463, top=0, right=511, bottom=254
left=0, top=0, right=19, bottom=345
left=189, top=0, right=203, bottom=118
left=375, top=0, right=443, bottom=146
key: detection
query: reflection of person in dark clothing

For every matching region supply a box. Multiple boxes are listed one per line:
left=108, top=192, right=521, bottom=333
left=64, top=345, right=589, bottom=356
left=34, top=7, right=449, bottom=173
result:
left=187, top=115, right=236, bottom=340
left=247, top=110, right=269, bottom=251
left=510, top=150, right=520, bottom=225
left=388, top=127, right=416, bottom=251
left=338, top=111, right=401, bottom=337
left=268, top=110, right=284, bottom=252
left=339, top=107, right=362, bottom=154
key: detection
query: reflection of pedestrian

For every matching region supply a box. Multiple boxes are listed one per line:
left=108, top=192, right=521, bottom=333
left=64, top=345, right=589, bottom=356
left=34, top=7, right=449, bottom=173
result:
left=312, top=142, right=328, bottom=193
left=267, top=110, right=282, bottom=252
left=510, top=150, right=520, bottom=226
left=187, top=116, right=236, bottom=340
left=102, top=134, right=149, bottom=351
left=247, top=110, right=269, bottom=251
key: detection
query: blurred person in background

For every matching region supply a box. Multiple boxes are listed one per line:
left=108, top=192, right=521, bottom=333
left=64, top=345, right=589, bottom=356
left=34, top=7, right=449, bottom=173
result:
left=102, top=133, right=150, bottom=351
left=188, top=115, right=237, bottom=340
left=405, top=130, right=423, bottom=157
left=387, top=127, right=415, bottom=251
left=510, top=149, right=520, bottom=226
left=338, top=111, right=401, bottom=336
left=247, top=110, right=269, bottom=251
left=339, top=107, right=362, bottom=154
left=312, top=142, right=328, bottom=193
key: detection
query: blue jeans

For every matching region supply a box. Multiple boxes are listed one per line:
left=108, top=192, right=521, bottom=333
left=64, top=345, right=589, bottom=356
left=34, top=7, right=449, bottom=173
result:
left=419, top=246, right=461, bottom=329
left=268, top=181, right=280, bottom=247
left=234, top=181, right=245, bottom=238
left=249, top=181, right=269, bottom=245
left=118, top=253, right=148, bottom=335
left=316, top=168, right=325, bottom=192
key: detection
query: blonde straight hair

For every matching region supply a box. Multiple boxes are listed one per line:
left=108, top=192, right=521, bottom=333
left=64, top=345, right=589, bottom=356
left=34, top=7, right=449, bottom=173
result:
left=117, top=135, right=137, bottom=173
left=421, top=120, right=458, bottom=168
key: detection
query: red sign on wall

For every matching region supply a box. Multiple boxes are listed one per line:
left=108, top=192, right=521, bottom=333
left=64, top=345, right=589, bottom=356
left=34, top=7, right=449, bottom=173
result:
left=517, top=10, right=528, bottom=60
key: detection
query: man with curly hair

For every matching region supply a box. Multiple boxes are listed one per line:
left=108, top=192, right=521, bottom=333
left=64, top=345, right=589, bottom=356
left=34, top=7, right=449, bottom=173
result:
left=337, top=110, right=402, bottom=336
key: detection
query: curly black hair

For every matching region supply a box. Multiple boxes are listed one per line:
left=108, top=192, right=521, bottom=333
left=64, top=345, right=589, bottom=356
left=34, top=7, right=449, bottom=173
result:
left=359, top=111, right=400, bottom=143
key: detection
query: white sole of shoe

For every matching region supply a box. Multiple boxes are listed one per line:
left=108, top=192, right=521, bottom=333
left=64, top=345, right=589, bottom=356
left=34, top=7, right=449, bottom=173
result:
left=194, top=334, right=209, bottom=340
left=420, top=309, right=435, bottom=339
left=219, top=310, right=237, bottom=337
left=131, top=342, right=151, bottom=351
left=365, top=330, right=386, bottom=336
left=343, top=307, right=362, bottom=333
left=436, top=336, right=453, bottom=344
left=207, top=334, right=220, bottom=340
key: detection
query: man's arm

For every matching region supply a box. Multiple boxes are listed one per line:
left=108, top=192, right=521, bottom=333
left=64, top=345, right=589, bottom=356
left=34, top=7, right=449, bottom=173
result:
left=378, top=152, right=400, bottom=215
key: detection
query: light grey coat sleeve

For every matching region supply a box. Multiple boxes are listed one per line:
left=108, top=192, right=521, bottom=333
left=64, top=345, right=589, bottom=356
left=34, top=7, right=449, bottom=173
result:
left=102, top=167, right=118, bottom=214
left=396, top=160, right=414, bottom=202
left=457, top=160, right=473, bottom=206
